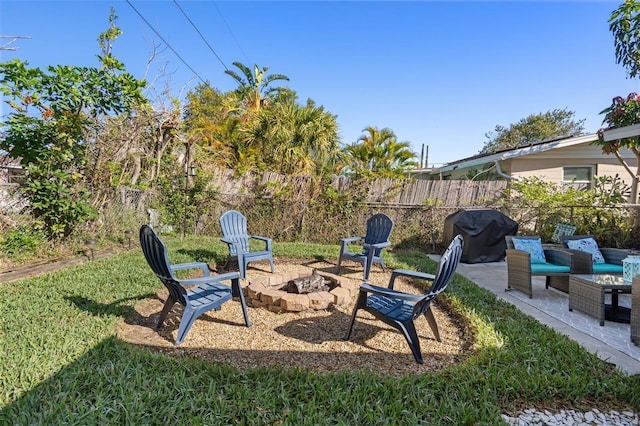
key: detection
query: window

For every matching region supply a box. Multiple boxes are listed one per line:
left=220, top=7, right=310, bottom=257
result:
left=563, top=166, right=593, bottom=190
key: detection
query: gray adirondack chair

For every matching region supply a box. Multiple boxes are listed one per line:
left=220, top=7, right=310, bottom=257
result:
left=219, top=210, right=275, bottom=279
left=140, top=224, right=251, bottom=345
left=337, top=213, right=394, bottom=280
left=344, top=235, right=464, bottom=364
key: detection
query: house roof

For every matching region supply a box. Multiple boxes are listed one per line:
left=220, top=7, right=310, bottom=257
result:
left=432, top=133, right=598, bottom=173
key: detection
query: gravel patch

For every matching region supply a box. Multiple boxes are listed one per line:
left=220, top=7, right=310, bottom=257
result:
left=117, top=258, right=471, bottom=377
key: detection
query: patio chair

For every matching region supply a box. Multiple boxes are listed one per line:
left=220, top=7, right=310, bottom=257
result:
left=560, top=235, right=633, bottom=275
left=140, top=224, right=251, bottom=345
left=219, top=210, right=275, bottom=279
left=550, top=222, right=577, bottom=244
left=505, top=235, right=573, bottom=298
left=337, top=213, right=394, bottom=280
left=344, top=235, right=464, bottom=364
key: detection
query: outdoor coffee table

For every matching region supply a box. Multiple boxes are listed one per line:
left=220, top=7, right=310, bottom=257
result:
left=569, top=274, right=632, bottom=326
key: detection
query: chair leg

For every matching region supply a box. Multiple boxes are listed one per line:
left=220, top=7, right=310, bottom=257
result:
left=363, top=250, right=375, bottom=280
left=176, top=305, right=199, bottom=345
left=268, top=257, right=275, bottom=274
left=231, top=278, right=252, bottom=327
left=344, top=290, right=367, bottom=340
left=398, top=321, right=423, bottom=364
left=156, top=296, right=176, bottom=330
left=423, top=309, right=441, bottom=342
left=239, top=259, right=247, bottom=280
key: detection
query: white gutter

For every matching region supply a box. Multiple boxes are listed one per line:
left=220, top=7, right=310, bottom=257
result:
left=494, top=160, right=519, bottom=181
left=433, top=133, right=599, bottom=173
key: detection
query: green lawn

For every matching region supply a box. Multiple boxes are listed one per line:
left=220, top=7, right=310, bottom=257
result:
left=1, top=235, right=638, bottom=424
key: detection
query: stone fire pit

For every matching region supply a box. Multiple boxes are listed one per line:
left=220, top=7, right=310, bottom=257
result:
left=245, top=267, right=359, bottom=312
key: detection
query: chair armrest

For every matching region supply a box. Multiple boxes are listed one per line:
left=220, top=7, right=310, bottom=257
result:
left=505, top=248, right=531, bottom=264
left=360, top=283, right=424, bottom=302
left=543, top=248, right=573, bottom=267
left=342, top=236, right=363, bottom=244
left=171, top=262, right=210, bottom=277
left=363, top=241, right=391, bottom=250
left=560, top=249, right=592, bottom=273
left=249, top=235, right=273, bottom=251
left=389, top=269, right=435, bottom=289
left=601, top=248, right=634, bottom=265
left=178, top=271, right=241, bottom=286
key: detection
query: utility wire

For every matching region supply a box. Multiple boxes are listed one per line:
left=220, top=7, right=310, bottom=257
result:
left=173, top=0, right=228, bottom=71
left=211, top=1, right=251, bottom=65
left=125, top=0, right=206, bottom=84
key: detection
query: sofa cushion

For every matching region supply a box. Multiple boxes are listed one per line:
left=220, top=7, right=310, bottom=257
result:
left=566, top=237, right=605, bottom=264
left=530, top=263, right=571, bottom=274
left=591, top=263, right=623, bottom=274
left=512, top=237, right=546, bottom=264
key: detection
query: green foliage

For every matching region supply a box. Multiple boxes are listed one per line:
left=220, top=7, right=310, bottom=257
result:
left=243, top=100, right=341, bottom=175
left=0, top=225, right=47, bottom=258
left=609, top=0, right=640, bottom=79
left=596, top=92, right=640, bottom=153
left=480, top=108, right=586, bottom=154
left=503, top=176, right=634, bottom=245
left=0, top=11, right=146, bottom=239
left=22, top=165, right=97, bottom=238
left=224, top=62, right=290, bottom=111
left=342, top=126, right=418, bottom=178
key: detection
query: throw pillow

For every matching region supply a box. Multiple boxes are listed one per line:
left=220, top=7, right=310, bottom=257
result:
left=566, top=237, right=605, bottom=264
left=512, top=237, right=546, bottom=264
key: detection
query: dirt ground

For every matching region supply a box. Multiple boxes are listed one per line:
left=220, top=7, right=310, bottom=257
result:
left=117, top=258, right=475, bottom=377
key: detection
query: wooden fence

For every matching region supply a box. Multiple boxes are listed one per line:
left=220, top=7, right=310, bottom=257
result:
left=209, top=168, right=508, bottom=207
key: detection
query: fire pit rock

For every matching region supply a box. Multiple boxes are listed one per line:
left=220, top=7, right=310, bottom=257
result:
left=245, top=267, right=359, bottom=312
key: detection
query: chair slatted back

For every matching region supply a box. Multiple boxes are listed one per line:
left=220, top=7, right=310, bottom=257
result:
left=413, top=234, right=464, bottom=319
left=219, top=210, right=250, bottom=256
left=363, top=213, right=394, bottom=257
left=140, top=225, right=187, bottom=305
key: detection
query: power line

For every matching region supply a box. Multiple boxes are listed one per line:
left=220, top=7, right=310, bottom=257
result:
left=125, top=0, right=205, bottom=84
left=173, top=0, right=228, bottom=72
left=0, top=35, right=30, bottom=51
left=211, top=1, right=251, bottom=65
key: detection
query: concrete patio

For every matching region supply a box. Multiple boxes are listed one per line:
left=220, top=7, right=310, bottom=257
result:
left=439, top=256, right=640, bottom=376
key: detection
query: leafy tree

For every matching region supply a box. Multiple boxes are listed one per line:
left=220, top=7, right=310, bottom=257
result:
left=610, top=0, right=640, bottom=78
left=0, top=9, right=146, bottom=238
left=224, top=62, right=289, bottom=112
left=243, top=99, right=340, bottom=175
left=595, top=92, right=640, bottom=203
left=480, top=109, right=585, bottom=154
left=504, top=176, right=633, bottom=246
left=595, top=2, right=640, bottom=205
left=342, top=126, right=418, bottom=178
left=183, top=82, right=246, bottom=169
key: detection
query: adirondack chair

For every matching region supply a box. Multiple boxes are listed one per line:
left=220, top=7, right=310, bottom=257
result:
left=219, top=210, right=275, bottom=279
left=344, top=235, right=464, bottom=364
left=337, top=213, right=394, bottom=280
left=140, top=224, right=251, bottom=345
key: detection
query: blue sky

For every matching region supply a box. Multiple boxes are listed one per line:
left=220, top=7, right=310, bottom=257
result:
left=1, top=1, right=639, bottom=166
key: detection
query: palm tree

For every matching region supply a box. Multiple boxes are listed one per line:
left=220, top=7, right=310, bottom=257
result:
left=224, top=62, right=290, bottom=112
left=243, top=100, right=340, bottom=175
left=343, top=126, right=417, bottom=178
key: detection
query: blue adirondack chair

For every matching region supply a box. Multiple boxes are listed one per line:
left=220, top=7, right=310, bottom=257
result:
left=219, top=210, right=275, bottom=279
left=344, top=235, right=464, bottom=364
left=337, top=213, right=394, bottom=280
left=140, top=224, right=251, bottom=345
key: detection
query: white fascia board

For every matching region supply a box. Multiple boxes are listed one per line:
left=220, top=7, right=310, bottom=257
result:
left=602, top=123, right=640, bottom=142
left=434, top=133, right=598, bottom=173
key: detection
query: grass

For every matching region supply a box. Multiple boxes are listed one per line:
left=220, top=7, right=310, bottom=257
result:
left=1, top=234, right=639, bottom=424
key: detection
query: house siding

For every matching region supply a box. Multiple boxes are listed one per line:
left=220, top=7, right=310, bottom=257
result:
left=510, top=145, right=637, bottom=186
